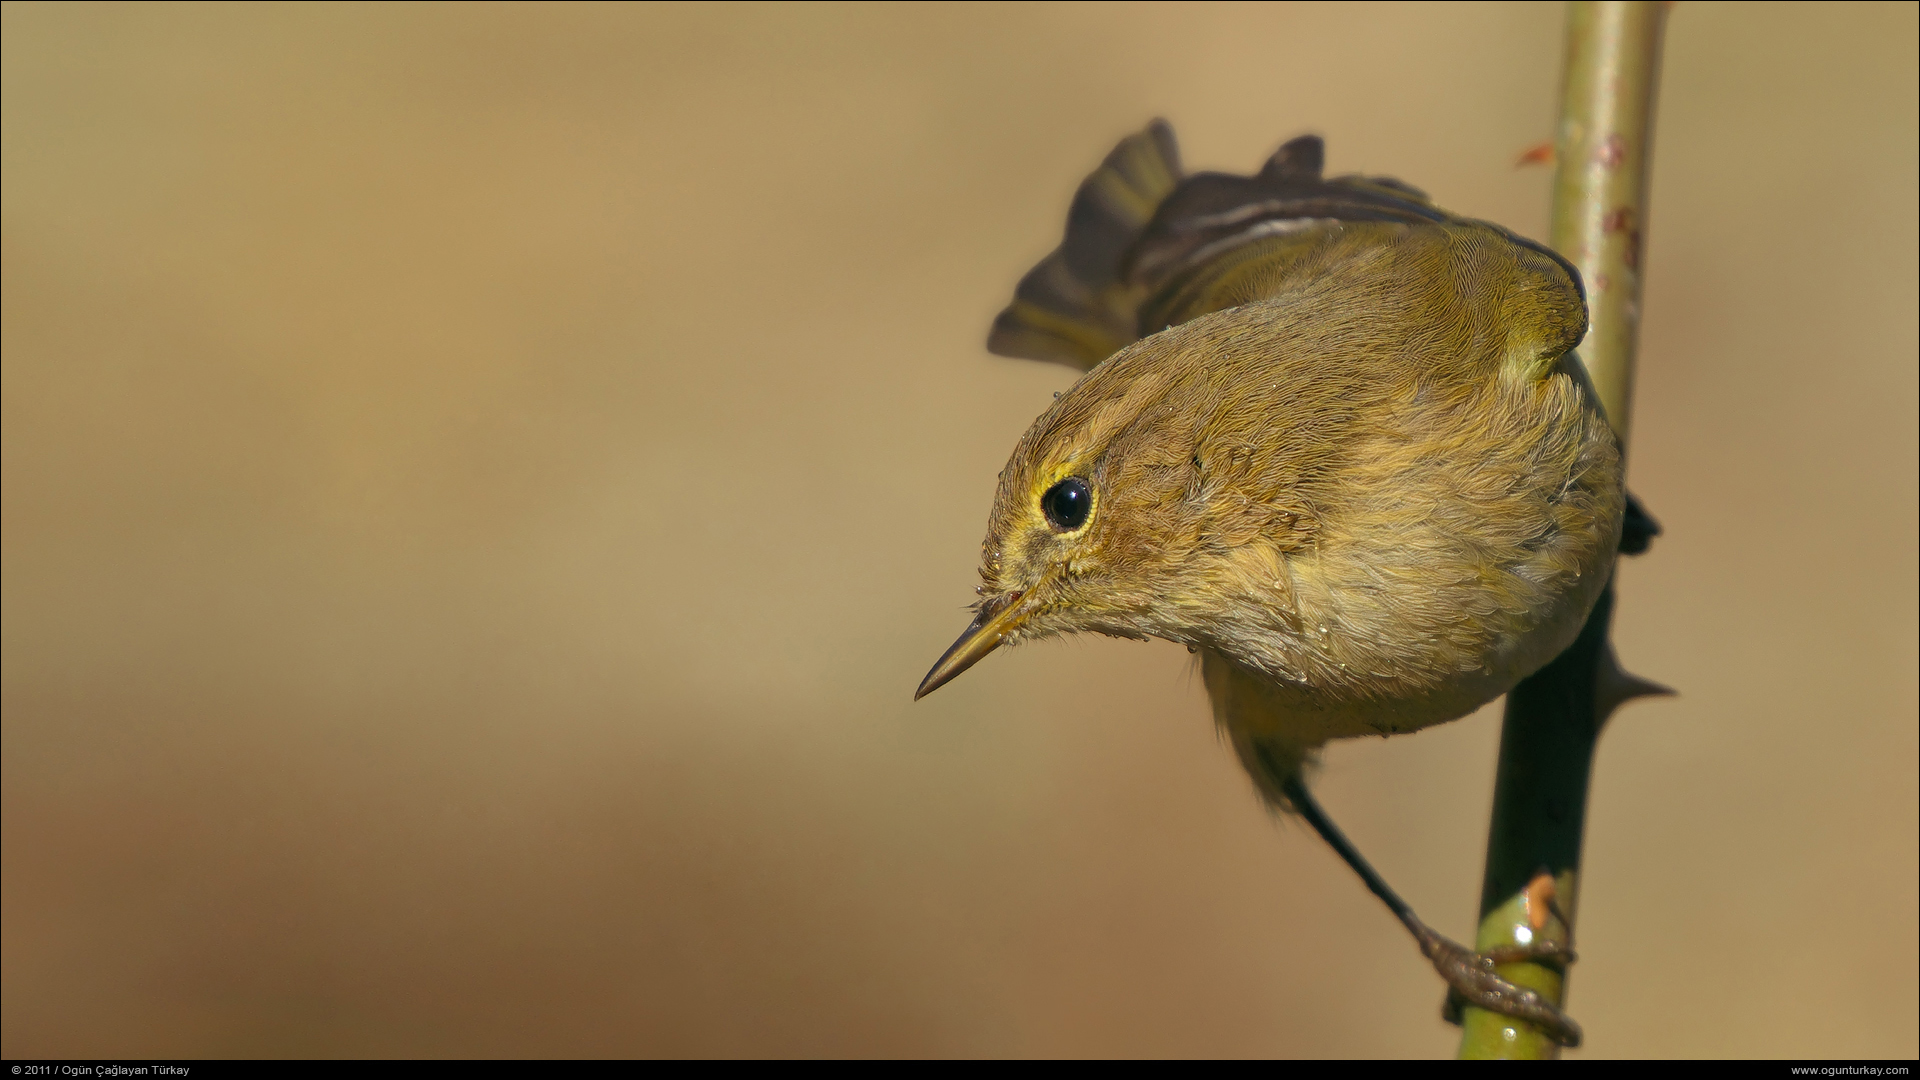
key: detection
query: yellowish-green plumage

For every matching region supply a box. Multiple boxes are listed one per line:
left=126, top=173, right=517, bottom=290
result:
left=925, top=122, right=1623, bottom=811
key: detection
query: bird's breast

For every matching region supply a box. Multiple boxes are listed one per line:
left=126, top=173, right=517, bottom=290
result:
left=1196, top=360, right=1622, bottom=748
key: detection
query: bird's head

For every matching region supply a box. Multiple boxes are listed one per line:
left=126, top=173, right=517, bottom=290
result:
left=914, top=315, right=1318, bottom=699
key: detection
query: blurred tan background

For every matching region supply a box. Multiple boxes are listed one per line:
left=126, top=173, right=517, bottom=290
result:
left=3, top=1, right=1914, bottom=1059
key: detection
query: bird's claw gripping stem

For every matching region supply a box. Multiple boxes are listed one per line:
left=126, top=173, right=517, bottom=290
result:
left=1418, top=923, right=1583, bottom=1048
left=1276, top=773, right=1583, bottom=1048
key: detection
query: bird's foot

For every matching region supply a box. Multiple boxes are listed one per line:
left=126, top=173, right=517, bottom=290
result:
left=1416, top=923, right=1582, bottom=1048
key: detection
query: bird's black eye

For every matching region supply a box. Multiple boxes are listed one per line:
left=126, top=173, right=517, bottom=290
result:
left=1041, top=477, right=1092, bottom=531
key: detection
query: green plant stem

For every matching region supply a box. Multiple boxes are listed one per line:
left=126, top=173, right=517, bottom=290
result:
left=1456, top=1, right=1667, bottom=1060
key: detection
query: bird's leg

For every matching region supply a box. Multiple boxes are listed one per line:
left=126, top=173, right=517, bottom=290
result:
left=1277, top=774, right=1583, bottom=1048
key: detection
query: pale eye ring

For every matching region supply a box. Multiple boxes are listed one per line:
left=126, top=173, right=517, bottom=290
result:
left=1041, top=477, right=1092, bottom=531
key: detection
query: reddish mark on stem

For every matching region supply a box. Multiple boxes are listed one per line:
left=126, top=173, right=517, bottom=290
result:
left=1523, top=872, right=1558, bottom=933
left=1603, top=208, right=1642, bottom=269
left=1597, top=133, right=1628, bottom=169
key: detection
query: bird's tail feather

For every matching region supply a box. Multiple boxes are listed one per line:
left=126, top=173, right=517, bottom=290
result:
left=986, top=120, right=1183, bottom=371
left=987, top=123, right=1454, bottom=370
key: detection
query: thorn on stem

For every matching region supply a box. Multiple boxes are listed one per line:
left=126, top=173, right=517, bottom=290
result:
left=1595, top=640, right=1675, bottom=728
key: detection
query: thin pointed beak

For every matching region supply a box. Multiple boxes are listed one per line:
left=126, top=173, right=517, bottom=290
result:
left=914, top=590, right=1033, bottom=700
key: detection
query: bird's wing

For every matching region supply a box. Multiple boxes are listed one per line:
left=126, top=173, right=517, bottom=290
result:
left=1125, top=136, right=1455, bottom=332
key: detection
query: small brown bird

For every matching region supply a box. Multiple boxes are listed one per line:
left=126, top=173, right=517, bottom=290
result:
left=916, top=120, right=1636, bottom=1043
